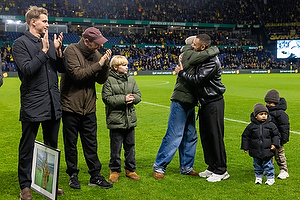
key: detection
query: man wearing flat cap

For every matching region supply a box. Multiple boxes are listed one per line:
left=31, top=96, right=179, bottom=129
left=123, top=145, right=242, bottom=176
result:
left=60, top=27, right=113, bottom=189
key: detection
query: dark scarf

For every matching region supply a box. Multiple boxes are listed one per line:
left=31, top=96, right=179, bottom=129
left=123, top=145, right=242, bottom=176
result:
left=75, top=38, right=96, bottom=61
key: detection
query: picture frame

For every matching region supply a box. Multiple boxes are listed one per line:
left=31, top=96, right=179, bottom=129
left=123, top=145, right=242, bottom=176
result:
left=31, top=141, right=61, bottom=200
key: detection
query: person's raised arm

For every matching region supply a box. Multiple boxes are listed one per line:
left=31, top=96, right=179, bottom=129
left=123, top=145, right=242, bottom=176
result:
left=187, top=46, right=219, bottom=65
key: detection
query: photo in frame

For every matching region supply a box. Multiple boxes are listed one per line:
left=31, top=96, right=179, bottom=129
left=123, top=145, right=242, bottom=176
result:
left=31, top=141, right=61, bottom=200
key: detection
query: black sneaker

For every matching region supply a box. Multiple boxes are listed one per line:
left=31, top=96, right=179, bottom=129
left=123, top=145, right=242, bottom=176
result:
left=69, top=174, right=81, bottom=189
left=88, top=174, right=113, bottom=189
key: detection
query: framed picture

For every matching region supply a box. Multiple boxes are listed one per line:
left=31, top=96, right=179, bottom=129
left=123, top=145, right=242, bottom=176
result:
left=31, top=141, right=61, bottom=200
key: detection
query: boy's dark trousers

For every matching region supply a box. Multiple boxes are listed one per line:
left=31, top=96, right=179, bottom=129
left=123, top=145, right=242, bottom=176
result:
left=109, top=127, right=136, bottom=172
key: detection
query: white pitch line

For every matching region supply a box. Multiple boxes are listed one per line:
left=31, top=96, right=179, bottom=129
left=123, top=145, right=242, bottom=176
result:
left=224, top=118, right=249, bottom=124
left=143, top=81, right=170, bottom=86
left=141, top=101, right=300, bottom=135
left=290, top=130, right=300, bottom=134
left=154, top=81, right=170, bottom=85
left=141, top=101, right=170, bottom=109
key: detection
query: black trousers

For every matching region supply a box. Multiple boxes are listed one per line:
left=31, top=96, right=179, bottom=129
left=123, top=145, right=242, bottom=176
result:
left=62, top=111, right=101, bottom=177
left=19, top=119, right=60, bottom=189
left=198, top=98, right=227, bottom=175
left=109, top=128, right=136, bottom=172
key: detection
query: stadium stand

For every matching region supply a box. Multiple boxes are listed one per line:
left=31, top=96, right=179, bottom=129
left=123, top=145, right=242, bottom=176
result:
left=0, top=0, right=299, bottom=72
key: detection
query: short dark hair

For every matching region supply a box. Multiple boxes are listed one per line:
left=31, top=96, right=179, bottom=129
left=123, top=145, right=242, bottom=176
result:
left=196, top=34, right=211, bottom=47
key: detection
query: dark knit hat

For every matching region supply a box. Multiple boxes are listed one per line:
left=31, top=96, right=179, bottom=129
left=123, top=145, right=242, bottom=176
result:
left=253, top=103, right=268, bottom=117
left=264, top=89, right=280, bottom=104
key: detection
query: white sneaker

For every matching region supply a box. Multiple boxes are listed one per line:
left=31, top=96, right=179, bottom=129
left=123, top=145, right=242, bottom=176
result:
left=199, top=169, right=213, bottom=178
left=265, top=178, right=275, bottom=185
left=277, top=170, right=289, bottom=179
left=206, top=171, right=230, bottom=182
left=255, top=177, right=262, bottom=184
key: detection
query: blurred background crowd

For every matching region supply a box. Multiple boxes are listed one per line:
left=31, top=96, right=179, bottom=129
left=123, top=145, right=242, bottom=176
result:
left=0, top=0, right=299, bottom=72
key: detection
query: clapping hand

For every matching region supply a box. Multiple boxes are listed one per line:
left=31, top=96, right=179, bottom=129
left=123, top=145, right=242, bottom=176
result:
left=99, top=49, right=112, bottom=66
left=42, top=29, right=49, bottom=54
left=54, top=32, right=63, bottom=57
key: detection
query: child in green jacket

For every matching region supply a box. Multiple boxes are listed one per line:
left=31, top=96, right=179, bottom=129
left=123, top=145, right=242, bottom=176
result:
left=102, top=55, right=141, bottom=183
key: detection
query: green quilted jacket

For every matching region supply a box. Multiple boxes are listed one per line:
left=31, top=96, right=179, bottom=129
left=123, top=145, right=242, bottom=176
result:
left=102, top=70, right=141, bottom=129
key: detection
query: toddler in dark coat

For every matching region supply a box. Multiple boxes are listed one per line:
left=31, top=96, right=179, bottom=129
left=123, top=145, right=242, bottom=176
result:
left=241, top=103, right=280, bottom=185
left=264, top=89, right=290, bottom=179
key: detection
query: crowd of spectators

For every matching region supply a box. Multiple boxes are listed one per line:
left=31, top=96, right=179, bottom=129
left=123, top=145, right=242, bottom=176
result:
left=95, top=45, right=298, bottom=71
left=0, top=0, right=260, bottom=24
left=90, top=29, right=260, bottom=46
left=1, top=0, right=299, bottom=25
left=1, top=40, right=297, bottom=73
left=1, top=0, right=299, bottom=72
left=109, top=45, right=180, bottom=71
left=219, top=47, right=296, bottom=70
left=1, top=43, right=17, bottom=72
left=258, top=0, right=300, bottom=24
left=255, top=0, right=300, bottom=36
left=0, top=31, right=10, bottom=42
left=1, top=0, right=299, bottom=37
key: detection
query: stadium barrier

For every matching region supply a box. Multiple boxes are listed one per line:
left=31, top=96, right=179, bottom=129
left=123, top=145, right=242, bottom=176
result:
left=4, top=69, right=298, bottom=78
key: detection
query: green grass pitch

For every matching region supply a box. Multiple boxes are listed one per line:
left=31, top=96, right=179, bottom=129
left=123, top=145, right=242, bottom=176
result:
left=0, top=73, right=299, bottom=199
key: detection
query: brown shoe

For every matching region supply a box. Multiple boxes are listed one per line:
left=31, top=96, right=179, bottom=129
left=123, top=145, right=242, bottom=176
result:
left=57, top=188, right=64, bottom=196
left=125, top=169, right=140, bottom=181
left=109, top=171, right=120, bottom=183
left=153, top=170, right=164, bottom=180
left=20, top=187, right=32, bottom=200
left=187, top=169, right=199, bottom=177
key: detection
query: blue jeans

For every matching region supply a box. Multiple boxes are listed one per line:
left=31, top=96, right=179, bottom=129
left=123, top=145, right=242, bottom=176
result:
left=153, top=101, right=198, bottom=174
left=253, top=157, right=275, bottom=179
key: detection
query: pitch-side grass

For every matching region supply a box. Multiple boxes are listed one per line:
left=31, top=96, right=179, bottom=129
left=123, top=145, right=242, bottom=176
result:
left=0, top=73, right=299, bottom=200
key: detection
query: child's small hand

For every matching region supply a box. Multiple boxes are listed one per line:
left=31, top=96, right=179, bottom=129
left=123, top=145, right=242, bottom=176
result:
left=126, top=94, right=134, bottom=104
left=244, top=150, right=248, bottom=153
left=270, top=145, right=276, bottom=150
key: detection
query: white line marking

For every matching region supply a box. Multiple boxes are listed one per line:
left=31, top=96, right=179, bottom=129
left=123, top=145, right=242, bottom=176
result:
left=224, top=118, right=249, bottom=124
left=159, top=81, right=170, bottom=85
left=141, top=101, right=170, bottom=109
left=142, top=81, right=170, bottom=87
left=141, top=101, right=300, bottom=135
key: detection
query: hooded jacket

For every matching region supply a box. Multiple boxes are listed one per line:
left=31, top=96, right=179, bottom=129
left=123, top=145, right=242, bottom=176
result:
left=60, top=38, right=109, bottom=115
left=241, top=113, right=281, bottom=159
left=102, top=70, right=141, bottom=129
left=267, top=97, right=290, bottom=144
left=171, top=45, right=219, bottom=105
left=12, top=31, right=65, bottom=122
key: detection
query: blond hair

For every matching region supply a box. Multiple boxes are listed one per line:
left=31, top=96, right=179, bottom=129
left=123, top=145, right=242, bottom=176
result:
left=110, top=55, right=128, bottom=70
left=25, top=6, right=48, bottom=25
